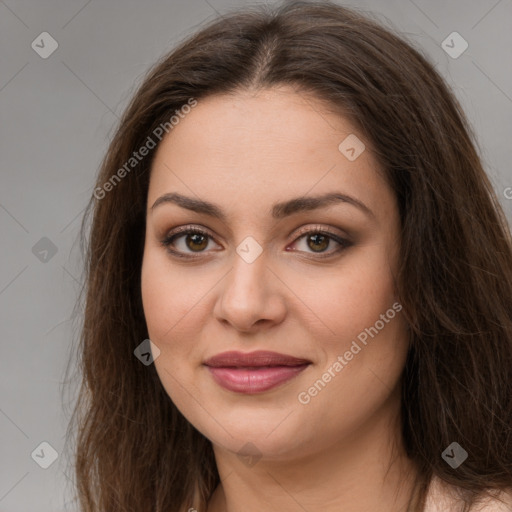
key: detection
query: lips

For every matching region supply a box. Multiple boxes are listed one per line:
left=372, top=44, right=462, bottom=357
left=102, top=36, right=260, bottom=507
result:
left=204, top=350, right=311, bottom=368
left=203, top=350, right=311, bottom=393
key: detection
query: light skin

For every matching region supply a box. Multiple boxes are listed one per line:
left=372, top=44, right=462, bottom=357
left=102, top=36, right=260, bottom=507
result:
left=140, top=86, right=417, bottom=512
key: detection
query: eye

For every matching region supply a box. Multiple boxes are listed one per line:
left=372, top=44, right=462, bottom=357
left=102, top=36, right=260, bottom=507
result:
left=160, top=226, right=218, bottom=257
left=288, top=225, right=352, bottom=258
left=160, top=224, right=352, bottom=259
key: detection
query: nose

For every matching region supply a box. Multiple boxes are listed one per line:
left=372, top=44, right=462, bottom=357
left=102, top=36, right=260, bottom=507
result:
left=213, top=250, right=287, bottom=333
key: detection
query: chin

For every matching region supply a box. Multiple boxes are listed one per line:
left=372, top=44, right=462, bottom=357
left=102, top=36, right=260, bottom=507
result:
left=194, top=410, right=310, bottom=461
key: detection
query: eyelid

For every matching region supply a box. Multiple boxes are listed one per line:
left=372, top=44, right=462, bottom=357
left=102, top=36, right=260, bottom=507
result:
left=163, top=224, right=215, bottom=239
left=291, top=223, right=349, bottom=241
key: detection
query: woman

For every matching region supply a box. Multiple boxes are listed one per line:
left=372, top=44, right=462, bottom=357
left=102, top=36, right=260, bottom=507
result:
left=67, top=1, right=512, bottom=510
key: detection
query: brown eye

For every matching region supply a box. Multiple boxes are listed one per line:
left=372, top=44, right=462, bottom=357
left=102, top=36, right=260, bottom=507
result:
left=306, top=233, right=330, bottom=252
left=289, top=228, right=351, bottom=258
left=185, top=232, right=208, bottom=252
left=161, top=227, right=217, bottom=256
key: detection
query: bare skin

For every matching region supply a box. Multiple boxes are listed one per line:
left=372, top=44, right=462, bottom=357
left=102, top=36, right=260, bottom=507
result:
left=141, top=86, right=417, bottom=512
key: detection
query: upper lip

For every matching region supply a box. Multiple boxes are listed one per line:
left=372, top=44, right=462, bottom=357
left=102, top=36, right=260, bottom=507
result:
left=203, top=350, right=311, bottom=368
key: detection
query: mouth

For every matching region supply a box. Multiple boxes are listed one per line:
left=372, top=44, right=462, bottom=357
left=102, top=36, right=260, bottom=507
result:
left=203, top=350, right=311, bottom=394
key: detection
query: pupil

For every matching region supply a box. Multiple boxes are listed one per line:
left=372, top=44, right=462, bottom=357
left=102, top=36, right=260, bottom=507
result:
left=187, top=233, right=207, bottom=251
left=309, top=234, right=328, bottom=252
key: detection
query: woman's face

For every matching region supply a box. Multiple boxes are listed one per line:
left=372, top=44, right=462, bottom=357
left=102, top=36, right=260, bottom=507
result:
left=141, top=86, right=409, bottom=461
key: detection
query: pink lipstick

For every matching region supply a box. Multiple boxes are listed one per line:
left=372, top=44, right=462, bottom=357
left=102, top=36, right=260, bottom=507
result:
left=203, top=350, right=311, bottom=393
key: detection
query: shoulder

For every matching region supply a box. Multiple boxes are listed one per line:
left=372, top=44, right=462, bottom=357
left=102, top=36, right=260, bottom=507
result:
left=424, top=475, right=512, bottom=512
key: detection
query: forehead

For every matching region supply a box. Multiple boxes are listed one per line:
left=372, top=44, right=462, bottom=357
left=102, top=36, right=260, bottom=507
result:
left=147, top=87, right=393, bottom=222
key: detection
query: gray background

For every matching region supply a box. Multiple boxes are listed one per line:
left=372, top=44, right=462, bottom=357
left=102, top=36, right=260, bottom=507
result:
left=0, top=0, right=511, bottom=511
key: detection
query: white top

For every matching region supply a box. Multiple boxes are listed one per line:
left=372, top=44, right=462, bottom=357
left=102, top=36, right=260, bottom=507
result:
left=424, top=476, right=512, bottom=511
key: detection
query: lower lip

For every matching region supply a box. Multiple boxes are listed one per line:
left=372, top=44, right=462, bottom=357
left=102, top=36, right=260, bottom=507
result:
left=206, top=364, right=310, bottom=393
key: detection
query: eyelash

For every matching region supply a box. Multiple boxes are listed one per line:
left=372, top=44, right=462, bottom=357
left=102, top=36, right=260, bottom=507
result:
left=160, top=224, right=352, bottom=260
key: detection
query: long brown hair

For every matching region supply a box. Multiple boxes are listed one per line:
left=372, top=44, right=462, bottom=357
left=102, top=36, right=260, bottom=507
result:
left=64, top=1, right=512, bottom=510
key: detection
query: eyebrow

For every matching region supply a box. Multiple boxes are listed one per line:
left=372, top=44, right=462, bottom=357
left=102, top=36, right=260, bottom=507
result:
left=150, top=191, right=375, bottom=220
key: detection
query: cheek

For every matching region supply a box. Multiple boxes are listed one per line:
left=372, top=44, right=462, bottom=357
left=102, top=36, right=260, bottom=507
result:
left=294, top=271, right=407, bottom=443
left=140, top=251, right=199, bottom=406
left=140, top=245, right=212, bottom=406
left=292, top=244, right=399, bottom=350
left=141, top=246, right=203, bottom=344
left=141, top=256, right=195, bottom=417
left=297, top=257, right=407, bottom=430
